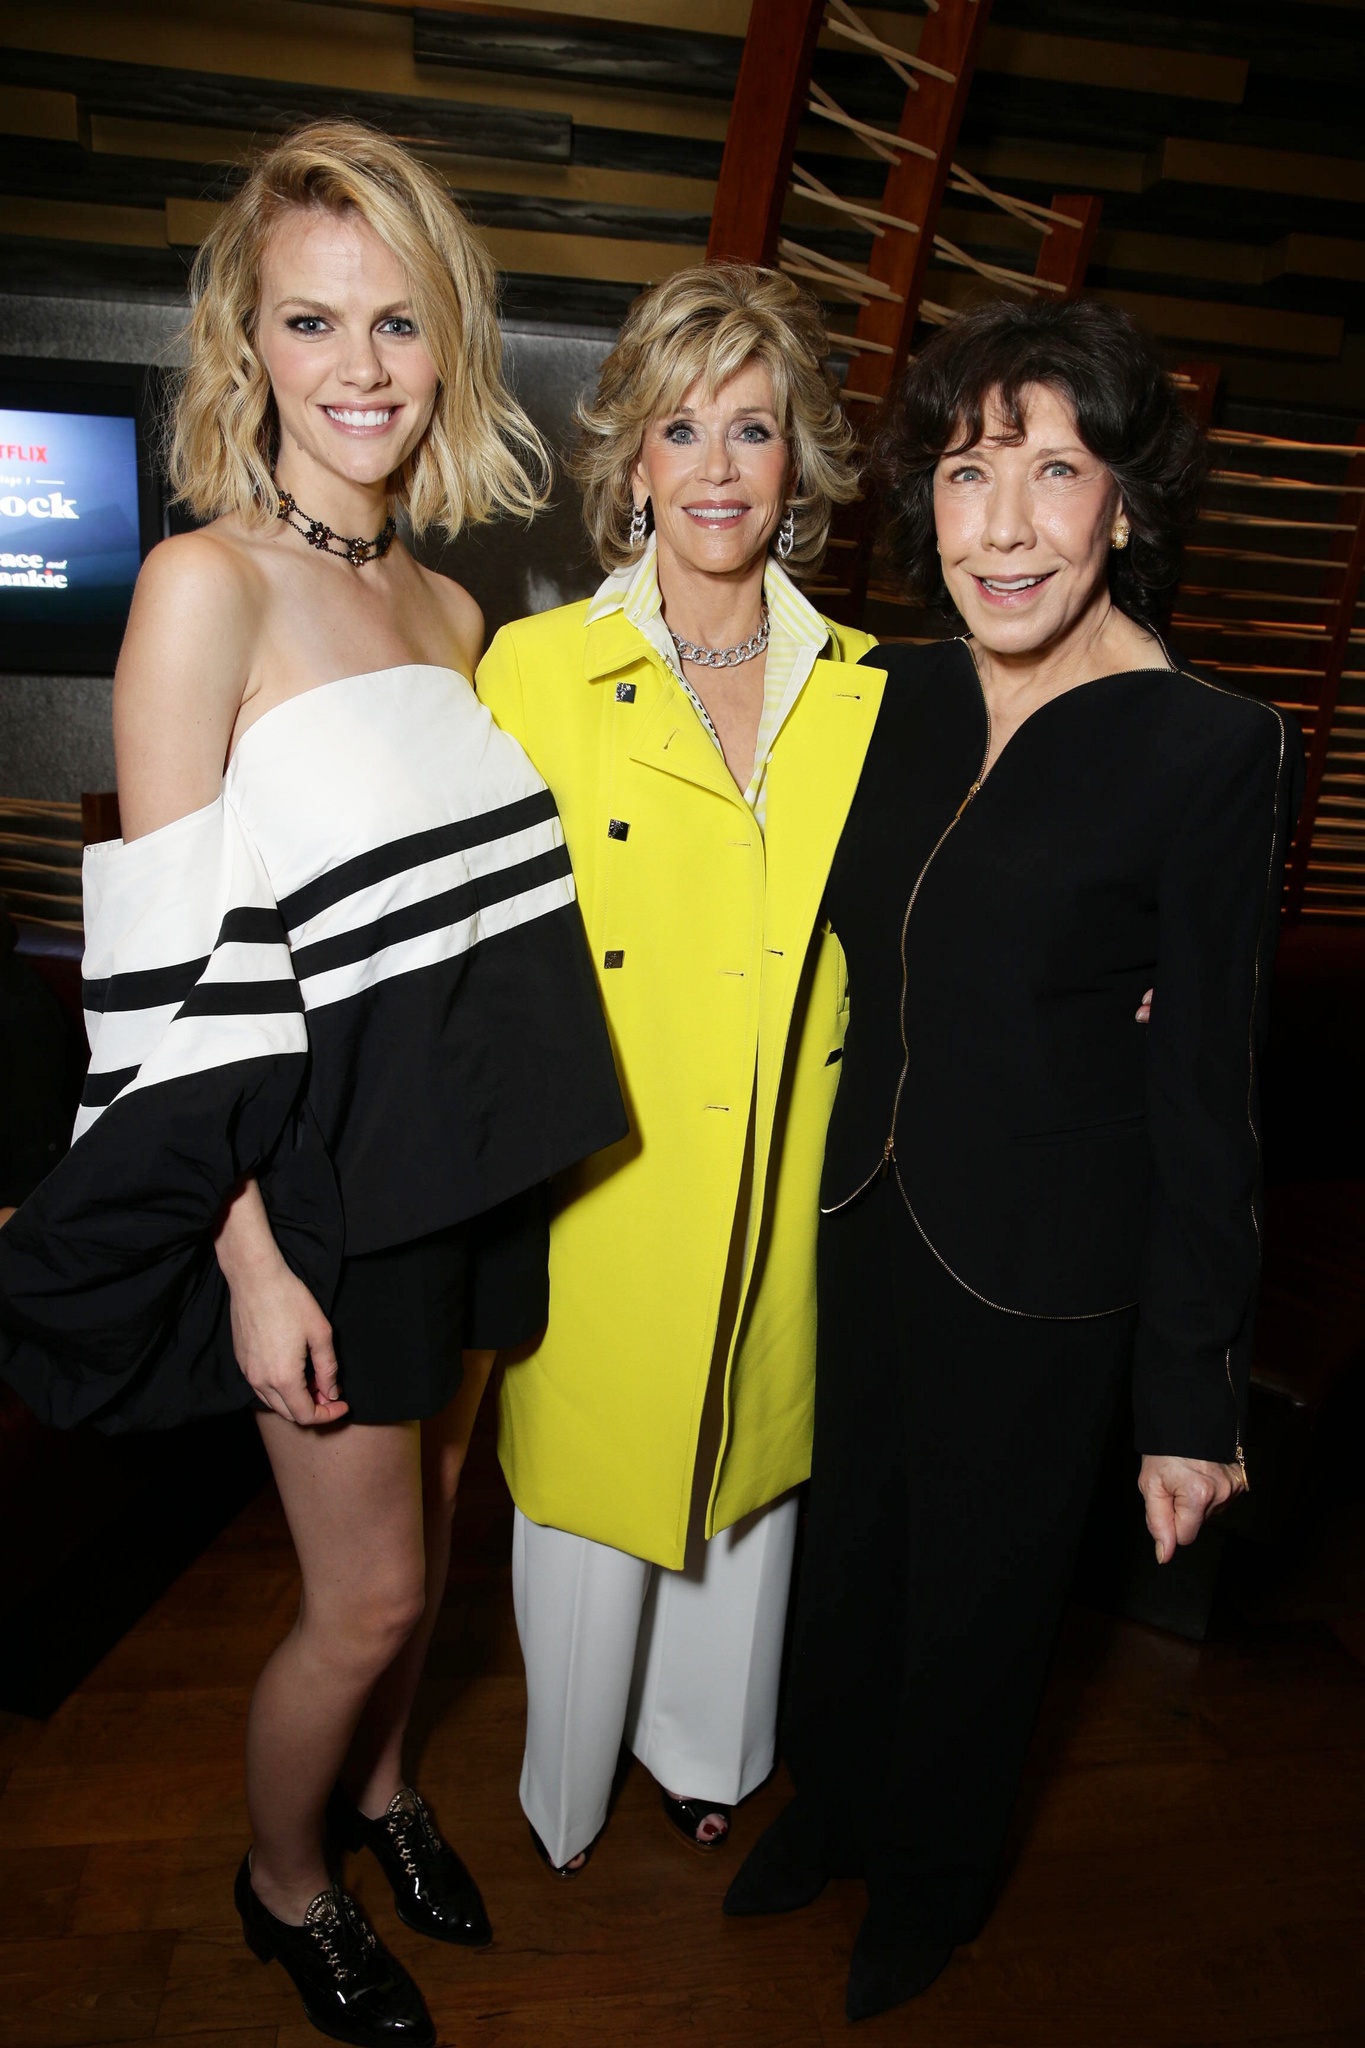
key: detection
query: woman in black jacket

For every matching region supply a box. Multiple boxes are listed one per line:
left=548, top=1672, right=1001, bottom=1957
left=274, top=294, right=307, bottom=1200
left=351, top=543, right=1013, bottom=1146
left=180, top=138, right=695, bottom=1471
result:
left=725, top=299, right=1302, bottom=2019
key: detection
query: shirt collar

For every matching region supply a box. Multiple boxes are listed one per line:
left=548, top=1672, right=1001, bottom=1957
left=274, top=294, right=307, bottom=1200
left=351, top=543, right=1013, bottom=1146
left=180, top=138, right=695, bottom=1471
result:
left=585, top=535, right=661, bottom=628
left=584, top=533, right=831, bottom=656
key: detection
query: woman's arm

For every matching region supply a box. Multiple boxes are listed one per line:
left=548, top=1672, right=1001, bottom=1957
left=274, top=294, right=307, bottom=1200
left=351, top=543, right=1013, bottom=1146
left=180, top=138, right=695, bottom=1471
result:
left=117, top=535, right=344, bottom=1424
left=1135, top=703, right=1304, bottom=1554
left=113, top=531, right=256, bottom=838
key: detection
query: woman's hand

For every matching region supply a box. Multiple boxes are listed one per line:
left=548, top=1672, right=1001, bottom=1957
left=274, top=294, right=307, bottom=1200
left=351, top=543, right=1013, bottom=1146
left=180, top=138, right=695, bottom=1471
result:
left=1139, top=1453, right=1245, bottom=1564
left=216, top=1180, right=346, bottom=1426
left=0, top=1206, right=15, bottom=1229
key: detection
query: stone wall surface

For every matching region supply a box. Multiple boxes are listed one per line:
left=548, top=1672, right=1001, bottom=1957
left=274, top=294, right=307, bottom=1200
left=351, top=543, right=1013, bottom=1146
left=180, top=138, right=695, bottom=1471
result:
left=0, top=674, right=115, bottom=801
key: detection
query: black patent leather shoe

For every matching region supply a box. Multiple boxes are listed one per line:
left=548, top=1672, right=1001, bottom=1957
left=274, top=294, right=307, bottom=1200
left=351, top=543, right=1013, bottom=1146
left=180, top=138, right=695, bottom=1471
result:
left=328, top=1784, right=492, bottom=1949
left=234, top=1852, right=435, bottom=2047
left=723, top=1799, right=829, bottom=1917
left=845, top=1910, right=956, bottom=2022
left=660, top=1790, right=730, bottom=1851
left=529, top=1820, right=593, bottom=1879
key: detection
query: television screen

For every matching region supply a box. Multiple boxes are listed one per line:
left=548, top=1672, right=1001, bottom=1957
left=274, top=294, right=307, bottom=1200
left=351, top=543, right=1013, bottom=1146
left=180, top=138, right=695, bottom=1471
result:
left=0, top=407, right=143, bottom=626
left=0, top=361, right=164, bottom=677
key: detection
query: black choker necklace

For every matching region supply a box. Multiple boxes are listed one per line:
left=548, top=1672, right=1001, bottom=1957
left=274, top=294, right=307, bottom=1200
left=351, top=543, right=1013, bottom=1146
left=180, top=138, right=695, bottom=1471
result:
left=276, top=488, right=397, bottom=567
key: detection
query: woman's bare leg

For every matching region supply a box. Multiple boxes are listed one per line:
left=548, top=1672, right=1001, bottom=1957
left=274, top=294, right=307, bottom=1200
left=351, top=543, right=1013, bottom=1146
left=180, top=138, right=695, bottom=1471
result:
left=246, top=1411, right=427, bottom=1923
left=344, top=1349, right=497, bottom=1816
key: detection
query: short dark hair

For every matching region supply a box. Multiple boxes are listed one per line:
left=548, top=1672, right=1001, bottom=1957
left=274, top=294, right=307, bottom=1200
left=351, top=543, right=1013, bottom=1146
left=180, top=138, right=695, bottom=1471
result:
left=870, top=297, right=1206, bottom=625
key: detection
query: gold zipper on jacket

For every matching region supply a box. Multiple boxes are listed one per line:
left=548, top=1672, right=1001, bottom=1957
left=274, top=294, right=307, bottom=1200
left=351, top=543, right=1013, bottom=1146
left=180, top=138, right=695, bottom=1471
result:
left=1159, top=631, right=1284, bottom=1484
left=822, top=658, right=1137, bottom=1326
left=1227, top=1368, right=1252, bottom=1482
left=826, top=635, right=1275, bottom=1386
left=821, top=680, right=992, bottom=1217
left=1225, top=1349, right=1249, bottom=1489
left=821, top=1132, right=896, bottom=1215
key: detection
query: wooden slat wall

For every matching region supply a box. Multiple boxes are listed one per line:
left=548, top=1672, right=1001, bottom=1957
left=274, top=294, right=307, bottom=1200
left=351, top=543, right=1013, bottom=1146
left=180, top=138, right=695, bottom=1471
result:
left=1285, top=434, right=1365, bottom=920
left=1172, top=403, right=1365, bottom=923
left=0, top=0, right=1358, bottom=398
left=1, top=2, right=1361, bottom=925
left=0, top=800, right=83, bottom=930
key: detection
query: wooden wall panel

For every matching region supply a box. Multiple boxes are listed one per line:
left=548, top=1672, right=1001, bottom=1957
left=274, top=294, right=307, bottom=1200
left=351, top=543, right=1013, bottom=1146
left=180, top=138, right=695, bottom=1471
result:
left=0, top=1, right=1359, bottom=457
left=705, top=0, right=824, bottom=265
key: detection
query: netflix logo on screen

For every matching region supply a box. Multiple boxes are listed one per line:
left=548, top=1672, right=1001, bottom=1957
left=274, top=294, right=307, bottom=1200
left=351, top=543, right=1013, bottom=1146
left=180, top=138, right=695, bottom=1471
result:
left=0, top=405, right=141, bottom=625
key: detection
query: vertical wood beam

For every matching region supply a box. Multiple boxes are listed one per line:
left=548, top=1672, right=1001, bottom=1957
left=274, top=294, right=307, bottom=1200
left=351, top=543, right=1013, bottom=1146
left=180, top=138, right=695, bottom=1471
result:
left=1283, top=428, right=1365, bottom=922
left=706, top=0, right=825, bottom=265
left=840, top=0, right=998, bottom=408
left=1032, top=192, right=1102, bottom=297
left=819, top=0, right=996, bottom=624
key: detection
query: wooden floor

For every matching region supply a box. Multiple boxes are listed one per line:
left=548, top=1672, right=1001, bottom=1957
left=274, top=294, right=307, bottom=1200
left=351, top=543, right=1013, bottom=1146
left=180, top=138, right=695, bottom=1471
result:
left=2, top=1408, right=1363, bottom=2048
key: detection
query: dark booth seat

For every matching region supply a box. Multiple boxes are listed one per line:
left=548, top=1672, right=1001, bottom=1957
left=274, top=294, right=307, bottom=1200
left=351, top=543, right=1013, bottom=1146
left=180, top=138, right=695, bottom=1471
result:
left=1, top=790, right=266, bottom=1717
left=1243, top=924, right=1365, bottom=1532
left=1111, top=922, right=1365, bottom=1639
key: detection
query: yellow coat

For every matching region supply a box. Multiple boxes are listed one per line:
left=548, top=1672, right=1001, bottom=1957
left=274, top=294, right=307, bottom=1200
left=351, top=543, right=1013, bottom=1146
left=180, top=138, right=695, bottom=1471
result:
left=477, top=600, right=885, bottom=1568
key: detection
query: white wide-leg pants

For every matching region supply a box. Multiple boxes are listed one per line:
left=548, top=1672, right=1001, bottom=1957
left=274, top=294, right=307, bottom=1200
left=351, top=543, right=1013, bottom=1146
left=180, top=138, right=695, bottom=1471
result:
left=511, top=1494, right=799, bottom=1868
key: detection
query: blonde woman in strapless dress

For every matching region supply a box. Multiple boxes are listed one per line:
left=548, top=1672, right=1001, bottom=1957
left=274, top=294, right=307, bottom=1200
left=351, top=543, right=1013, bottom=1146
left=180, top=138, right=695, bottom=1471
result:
left=0, top=123, right=623, bottom=2048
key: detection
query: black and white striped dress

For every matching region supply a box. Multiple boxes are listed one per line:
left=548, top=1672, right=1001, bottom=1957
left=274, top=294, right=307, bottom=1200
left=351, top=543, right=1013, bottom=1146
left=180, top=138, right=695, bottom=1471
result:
left=0, top=665, right=625, bottom=1431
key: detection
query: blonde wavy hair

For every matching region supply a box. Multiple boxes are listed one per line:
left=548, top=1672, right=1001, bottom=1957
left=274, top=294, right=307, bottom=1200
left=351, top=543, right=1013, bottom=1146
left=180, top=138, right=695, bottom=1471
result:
left=573, top=263, right=859, bottom=573
left=167, top=119, right=548, bottom=535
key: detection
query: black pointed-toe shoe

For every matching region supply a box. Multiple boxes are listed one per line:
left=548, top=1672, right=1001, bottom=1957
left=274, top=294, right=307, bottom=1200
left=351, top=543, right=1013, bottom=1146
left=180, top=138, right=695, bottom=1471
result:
left=844, top=1909, right=957, bottom=2022
left=234, top=1852, right=436, bottom=2048
left=722, top=1799, right=830, bottom=1917
left=328, top=1784, right=493, bottom=1949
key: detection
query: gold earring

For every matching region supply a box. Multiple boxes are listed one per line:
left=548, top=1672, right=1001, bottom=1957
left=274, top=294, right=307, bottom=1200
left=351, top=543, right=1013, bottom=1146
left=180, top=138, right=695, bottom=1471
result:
left=1111, top=520, right=1130, bottom=551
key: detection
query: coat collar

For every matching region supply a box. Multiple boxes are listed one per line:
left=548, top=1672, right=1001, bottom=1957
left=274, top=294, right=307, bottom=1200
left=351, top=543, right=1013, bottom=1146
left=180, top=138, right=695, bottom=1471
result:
left=615, top=646, right=888, bottom=816
left=762, top=653, right=887, bottom=923
left=584, top=607, right=651, bottom=684
left=625, top=677, right=748, bottom=809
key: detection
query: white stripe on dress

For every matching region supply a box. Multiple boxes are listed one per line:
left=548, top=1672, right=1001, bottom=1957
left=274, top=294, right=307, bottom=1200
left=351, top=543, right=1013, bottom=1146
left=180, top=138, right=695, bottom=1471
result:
left=74, top=666, right=579, bottom=1134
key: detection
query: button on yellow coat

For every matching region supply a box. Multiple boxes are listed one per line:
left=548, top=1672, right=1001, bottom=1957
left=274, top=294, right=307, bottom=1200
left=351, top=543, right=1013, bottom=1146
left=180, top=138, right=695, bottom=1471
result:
left=477, top=601, right=885, bottom=1569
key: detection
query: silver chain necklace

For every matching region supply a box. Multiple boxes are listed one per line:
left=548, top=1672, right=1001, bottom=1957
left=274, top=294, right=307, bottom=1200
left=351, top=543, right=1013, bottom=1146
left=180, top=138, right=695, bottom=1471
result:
left=669, top=603, right=770, bottom=669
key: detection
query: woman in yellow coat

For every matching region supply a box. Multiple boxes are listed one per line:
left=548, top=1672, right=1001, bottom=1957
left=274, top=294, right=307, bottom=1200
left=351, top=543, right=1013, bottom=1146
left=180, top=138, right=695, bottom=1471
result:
left=476, top=265, right=884, bottom=1872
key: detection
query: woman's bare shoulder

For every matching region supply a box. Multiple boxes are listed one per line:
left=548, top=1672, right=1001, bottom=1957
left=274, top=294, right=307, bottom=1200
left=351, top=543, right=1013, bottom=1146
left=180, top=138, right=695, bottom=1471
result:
left=415, top=558, right=485, bottom=676
left=123, top=524, right=265, bottom=666
left=134, top=520, right=264, bottom=609
left=114, top=527, right=268, bottom=832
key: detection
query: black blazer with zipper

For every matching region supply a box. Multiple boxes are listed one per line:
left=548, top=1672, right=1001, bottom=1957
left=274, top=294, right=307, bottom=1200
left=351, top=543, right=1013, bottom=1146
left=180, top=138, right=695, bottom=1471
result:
left=820, top=636, right=1303, bottom=1462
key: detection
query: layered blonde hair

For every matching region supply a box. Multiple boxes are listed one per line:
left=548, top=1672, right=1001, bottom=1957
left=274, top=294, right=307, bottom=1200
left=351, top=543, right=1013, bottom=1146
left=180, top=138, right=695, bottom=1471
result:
left=573, top=263, right=859, bottom=573
left=167, top=120, right=548, bottom=535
